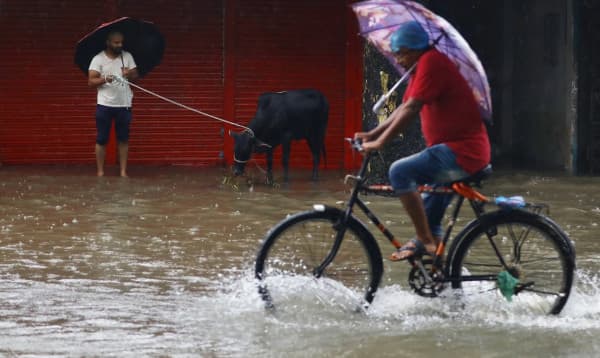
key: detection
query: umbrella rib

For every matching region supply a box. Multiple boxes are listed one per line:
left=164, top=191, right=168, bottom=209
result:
left=359, top=22, right=403, bottom=35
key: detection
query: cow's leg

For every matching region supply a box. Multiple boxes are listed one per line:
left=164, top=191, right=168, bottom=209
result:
left=281, top=136, right=292, bottom=182
left=307, top=138, right=322, bottom=181
left=266, top=149, right=274, bottom=185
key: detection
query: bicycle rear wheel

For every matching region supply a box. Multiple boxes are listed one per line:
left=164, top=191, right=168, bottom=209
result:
left=447, top=210, right=575, bottom=315
left=255, top=208, right=383, bottom=310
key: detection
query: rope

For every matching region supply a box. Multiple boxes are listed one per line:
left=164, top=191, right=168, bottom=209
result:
left=109, top=75, right=254, bottom=136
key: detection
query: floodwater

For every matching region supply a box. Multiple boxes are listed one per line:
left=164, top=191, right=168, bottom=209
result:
left=0, top=164, right=599, bottom=357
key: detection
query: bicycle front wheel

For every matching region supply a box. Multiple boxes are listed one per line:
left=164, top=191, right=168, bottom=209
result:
left=447, top=209, right=575, bottom=315
left=255, top=208, right=383, bottom=310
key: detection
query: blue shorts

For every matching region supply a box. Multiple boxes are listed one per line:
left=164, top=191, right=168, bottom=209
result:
left=95, top=105, right=132, bottom=145
left=388, top=144, right=470, bottom=238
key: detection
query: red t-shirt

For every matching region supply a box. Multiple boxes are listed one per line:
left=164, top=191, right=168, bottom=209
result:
left=403, top=49, right=490, bottom=174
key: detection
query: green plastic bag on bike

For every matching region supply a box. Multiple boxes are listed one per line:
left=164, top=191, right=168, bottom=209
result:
left=497, top=271, right=520, bottom=302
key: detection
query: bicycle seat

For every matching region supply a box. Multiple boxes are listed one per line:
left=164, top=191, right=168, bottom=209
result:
left=460, top=164, right=492, bottom=186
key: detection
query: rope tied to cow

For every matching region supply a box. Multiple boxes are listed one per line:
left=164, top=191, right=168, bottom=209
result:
left=108, top=74, right=255, bottom=136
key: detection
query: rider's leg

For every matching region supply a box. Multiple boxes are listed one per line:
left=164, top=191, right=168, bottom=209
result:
left=423, top=191, right=454, bottom=239
left=399, top=191, right=438, bottom=255
left=388, top=144, right=468, bottom=260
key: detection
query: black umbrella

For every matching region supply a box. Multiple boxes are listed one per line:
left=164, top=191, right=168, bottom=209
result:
left=74, top=17, right=165, bottom=78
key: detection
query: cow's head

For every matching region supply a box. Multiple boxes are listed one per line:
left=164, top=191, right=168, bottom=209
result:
left=230, top=129, right=270, bottom=176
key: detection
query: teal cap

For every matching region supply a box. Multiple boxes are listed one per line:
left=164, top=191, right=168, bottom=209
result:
left=390, top=21, right=430, bottom=52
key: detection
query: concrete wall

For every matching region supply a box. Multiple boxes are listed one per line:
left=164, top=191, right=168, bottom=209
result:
left=576, top=0, right=600, bottom=174
left=500, top=0, right=576, bottom=172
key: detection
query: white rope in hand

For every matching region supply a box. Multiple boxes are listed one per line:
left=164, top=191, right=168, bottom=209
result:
left=106, top=76, right=254, bottom=135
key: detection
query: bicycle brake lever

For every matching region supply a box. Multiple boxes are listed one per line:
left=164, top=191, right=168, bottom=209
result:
left=344, top=137, right=364, bottom=152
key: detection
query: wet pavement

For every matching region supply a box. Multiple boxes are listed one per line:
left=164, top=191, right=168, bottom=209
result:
left=0, top=165, right=599, bottom=357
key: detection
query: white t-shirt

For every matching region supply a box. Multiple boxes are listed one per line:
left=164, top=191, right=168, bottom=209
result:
left=89, top=50, right=137, bottom=107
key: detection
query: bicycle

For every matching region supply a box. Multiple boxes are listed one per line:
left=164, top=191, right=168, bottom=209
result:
left=255, top=139, right=575, bottom=315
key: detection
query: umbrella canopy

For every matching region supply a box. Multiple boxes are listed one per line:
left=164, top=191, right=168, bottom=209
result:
left=352, top=0, right=493, bottom=123
left=74, top=17, right=165, bottom=78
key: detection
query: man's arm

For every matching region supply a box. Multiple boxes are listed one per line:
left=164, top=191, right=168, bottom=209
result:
left=121, top=53, right=139, bottom=82
left=122, top=67, right=139, bottom=82
left=361, top=97, right=423, bottom=152
left=355, top=105, right=401, bottom=142
left=88, top=70, right=109, bottom=88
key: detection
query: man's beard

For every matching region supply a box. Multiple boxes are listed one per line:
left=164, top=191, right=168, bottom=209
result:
left=111, top=46, right=123, bottom=54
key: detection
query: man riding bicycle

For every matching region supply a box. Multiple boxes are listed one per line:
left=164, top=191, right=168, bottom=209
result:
left=354, top=21, right=491, bottom=261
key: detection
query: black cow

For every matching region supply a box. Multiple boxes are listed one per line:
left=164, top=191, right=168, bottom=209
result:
left=230, top=89, right=329, bottom=183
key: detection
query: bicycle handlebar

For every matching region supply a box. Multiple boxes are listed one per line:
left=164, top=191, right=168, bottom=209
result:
left=344, top=137, right=364, bottom=152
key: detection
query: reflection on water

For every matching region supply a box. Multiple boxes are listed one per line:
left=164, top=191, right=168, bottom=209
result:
left=0, top=165, right=599, bottom=357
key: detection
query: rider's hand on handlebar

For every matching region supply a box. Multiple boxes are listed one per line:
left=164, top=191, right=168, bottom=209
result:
left=354, top=132, right=372, bottom=142
left=360, top=139, right=382, bottom=153
left=351, top=132, right=382, bottom=153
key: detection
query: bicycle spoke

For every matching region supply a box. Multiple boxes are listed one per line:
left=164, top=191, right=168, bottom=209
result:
left=461, top=261, right=503, bottom=268
left=450, top=212, right=573, bottom=315
left=519, top=287, right=565, bottom=297
left=519, top=256, right=560, bottom=264
left=506, top=222, right=534, bottom=264
left=256, top=212, right=381, bottom=310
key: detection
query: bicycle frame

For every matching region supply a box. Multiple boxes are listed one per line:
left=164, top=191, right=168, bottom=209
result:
left=316, top=148, right=511, bottom=282
left=256, top=140, right=574, bottom=313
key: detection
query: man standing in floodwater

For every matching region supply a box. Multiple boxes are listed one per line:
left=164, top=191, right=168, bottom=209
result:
left=87, top=30, right=139, bottom=177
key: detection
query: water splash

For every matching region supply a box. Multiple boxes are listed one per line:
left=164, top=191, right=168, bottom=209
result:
left=209, top=267, right=600, bottom=332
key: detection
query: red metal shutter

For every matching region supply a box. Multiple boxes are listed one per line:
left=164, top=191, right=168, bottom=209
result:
left=0, top=1, right=225, bottom=166
left=0, top=1, right=106, bottom=164
left=224, top=0, right=355, bottom=171
left=0, top=1, right=362, bottom=169
left=118, top=1, right=225, bottom=165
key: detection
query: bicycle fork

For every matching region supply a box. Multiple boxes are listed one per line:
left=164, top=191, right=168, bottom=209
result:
left=313, top=219, right=348, bottom=278
left=313, top=154, right=375, bottom=278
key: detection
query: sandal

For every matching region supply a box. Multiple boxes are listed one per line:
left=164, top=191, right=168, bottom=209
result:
left=390, top=238, right=433, bottom=261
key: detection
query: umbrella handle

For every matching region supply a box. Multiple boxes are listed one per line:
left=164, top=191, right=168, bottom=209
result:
left=372, top=63, right=416, bottom=114
left=372, top=94, right=390, bottom=114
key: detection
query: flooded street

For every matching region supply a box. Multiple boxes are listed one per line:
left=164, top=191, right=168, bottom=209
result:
left=1, top=165, right=599, bottom=357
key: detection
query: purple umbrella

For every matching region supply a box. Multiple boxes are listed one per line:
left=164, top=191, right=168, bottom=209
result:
left=352, top=0, right=492, bottom=123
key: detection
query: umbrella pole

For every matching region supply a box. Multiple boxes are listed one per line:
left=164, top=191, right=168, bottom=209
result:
left=372, top=63, right=416, bottom=114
